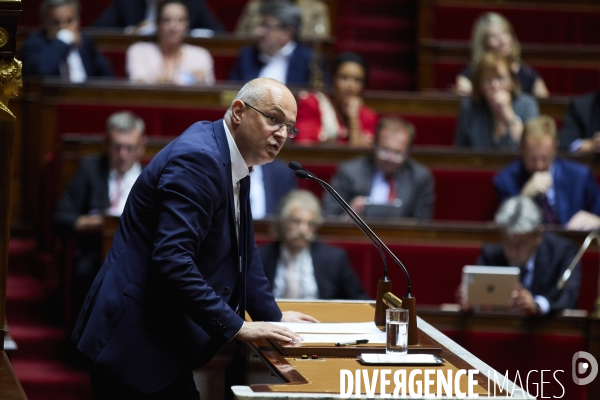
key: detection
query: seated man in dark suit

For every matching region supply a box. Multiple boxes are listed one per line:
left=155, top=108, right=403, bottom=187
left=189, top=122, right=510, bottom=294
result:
left=558, top=90, right=600, bottom=154
left=92, top=0, right=223, bottom=34
left=494, top=115, right=600, bottom=230
left=471, top=196, right=581, bottom=315
left=52, top=111, right=146, bottom=319
left=250, top=159, right=297, bottom=219
left=322, top=117, right=435, bottom=218
left=229, top=2, right=314, bottom=86
left=20, top=0, right=113, bottom=81
left=259, top=190, right=369, bottom=300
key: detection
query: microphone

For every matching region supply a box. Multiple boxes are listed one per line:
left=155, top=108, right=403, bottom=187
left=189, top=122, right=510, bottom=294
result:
left=289, top=161, right=411, bottom=296
left=288, top=161, right=303, bottom=172
left=289, top=162, right=417, bottom=344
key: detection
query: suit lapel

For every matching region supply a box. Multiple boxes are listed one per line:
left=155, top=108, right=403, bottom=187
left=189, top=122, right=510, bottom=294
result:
left=531, top=237, right=551, bottom=295
left=262, top=163, right=274, bottom=214
left=552, top=160, right=567, bottom=225
left=213, top=120, right=239, bottom=256
left=99, top=156, right=111, bottom=209
left=310, top=243, right=328, bottom=299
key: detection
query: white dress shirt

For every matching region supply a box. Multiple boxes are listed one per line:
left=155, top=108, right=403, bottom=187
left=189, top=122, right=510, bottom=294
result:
left=369, top=171, right=393, bottom=204
left=258, top=41, right=297, bottom=84
left=223, top=120, right=251, bottom=239
left=56, top=29, right=87, bottom=82
left=249, top=165, right=266, bottom=219
left=106, top=163, right=142, bottom=216
left=272, top=246, right=319, bottom=299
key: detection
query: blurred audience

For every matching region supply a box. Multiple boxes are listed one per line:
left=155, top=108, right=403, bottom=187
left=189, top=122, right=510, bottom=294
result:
left=558, top=90, right=600, bottom=154
left=455, top=51, right=539, bottom=149
left=295, top=52, right=377, bottom=146
left=259, top=190, right=368, bottom=300
left=52, top=111, right=146, bottom=319
left=323, top=117, right=435, bottom=218
left=92, top=0, right=223, bottom=34
left=20, top=0, right=113, bottom=81
left=455, top=12, right=549, bottom=98
left=126, top=0, right=215, bottom=85
left=250, top=160, right=298, bottom=219
left=229, top=2, right=314, bottom=86
left=463, top=196, right=580, bottom=315
left=236, top=0, right=330, bottom=40
left=494, top=116, right=600, bottom=230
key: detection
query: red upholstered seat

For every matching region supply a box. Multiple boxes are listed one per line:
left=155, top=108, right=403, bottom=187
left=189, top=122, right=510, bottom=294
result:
left=431, top=168, right=497, bottom=222
left=55, top=104, right=226, bottom=139
left=297, top=164, right=499, bottom=222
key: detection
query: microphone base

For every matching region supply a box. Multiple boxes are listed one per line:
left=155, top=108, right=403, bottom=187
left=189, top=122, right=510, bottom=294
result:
left=374, top=278, right=393, bottom=327
left=402, top=296, right=418, bottom=345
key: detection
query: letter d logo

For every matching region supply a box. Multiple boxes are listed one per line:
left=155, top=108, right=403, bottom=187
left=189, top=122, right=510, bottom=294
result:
left=572, top=351, right=598, bottom=385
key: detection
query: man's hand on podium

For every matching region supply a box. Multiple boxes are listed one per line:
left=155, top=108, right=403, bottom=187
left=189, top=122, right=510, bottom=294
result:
left=235, top=321, right=304, bottom=343
left=280, top=311, right=320, bottom=323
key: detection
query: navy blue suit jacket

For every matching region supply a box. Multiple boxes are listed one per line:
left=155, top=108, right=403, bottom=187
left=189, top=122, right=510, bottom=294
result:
left=477, top=232, right=581, bottom=312
left=93, top=0, right=224, bottom=31
left=229, top=44, right=314, bottom=86
left=261, top=160, right=298, bottom=215
left=72, top=120, right=281, bottom=392
left=494, top=158, right=600, bottom=225
left=20, top=32, right=113, bottom=78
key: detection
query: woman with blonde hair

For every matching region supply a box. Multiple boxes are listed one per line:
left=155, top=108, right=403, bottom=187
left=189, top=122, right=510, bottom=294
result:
left=455, top=12, right=549, bottom=98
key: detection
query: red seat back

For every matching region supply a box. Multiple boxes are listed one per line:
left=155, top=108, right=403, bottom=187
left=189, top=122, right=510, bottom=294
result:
left=432, top=168, right=497, bottom=221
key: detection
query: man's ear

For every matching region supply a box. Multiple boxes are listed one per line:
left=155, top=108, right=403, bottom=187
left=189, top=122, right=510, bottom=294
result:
left=230, top=99, right=246, bottom=125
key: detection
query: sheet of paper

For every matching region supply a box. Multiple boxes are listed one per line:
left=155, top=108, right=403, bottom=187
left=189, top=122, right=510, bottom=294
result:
left=269, top=321, right=381, bottom=334
left=298, top=332, right=386, bottom=344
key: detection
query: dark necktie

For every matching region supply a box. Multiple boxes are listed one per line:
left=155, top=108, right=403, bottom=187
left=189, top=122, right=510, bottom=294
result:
left=519, top=266, right=529, bottom=288
left=386, top=174, right=396, bottom=203
left=537, top=194, right=557, bottom=224
left=236, top=176, right=251, bottom=316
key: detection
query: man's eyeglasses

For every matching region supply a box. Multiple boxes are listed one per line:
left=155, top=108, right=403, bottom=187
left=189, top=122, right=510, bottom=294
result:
left=245, top=103, right=298, bottom=138
left=375, top=147, right=405, bottom=163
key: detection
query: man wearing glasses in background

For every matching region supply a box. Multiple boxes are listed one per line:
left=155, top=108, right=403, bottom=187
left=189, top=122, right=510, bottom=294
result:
left=322, top=117, right=435, bottom=219
left=229, top=2, right=315, bottom=86
left=52, top=111, right=146, bottom=322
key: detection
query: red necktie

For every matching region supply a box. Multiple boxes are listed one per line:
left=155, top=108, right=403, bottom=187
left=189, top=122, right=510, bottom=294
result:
left=387, top=175, right=396, bottom=203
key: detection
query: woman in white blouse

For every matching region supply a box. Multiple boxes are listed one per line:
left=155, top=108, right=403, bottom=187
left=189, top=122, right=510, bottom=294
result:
left=126, top=0, right=215, bottom=85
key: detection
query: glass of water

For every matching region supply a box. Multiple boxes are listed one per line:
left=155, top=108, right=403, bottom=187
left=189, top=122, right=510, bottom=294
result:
left=386, top=308, right=409, bottom=360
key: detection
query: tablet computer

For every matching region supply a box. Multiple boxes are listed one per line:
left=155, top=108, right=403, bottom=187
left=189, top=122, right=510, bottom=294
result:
left=364, top=198, right=403, bottom=218
left=462, top=265, right=520, bottom=308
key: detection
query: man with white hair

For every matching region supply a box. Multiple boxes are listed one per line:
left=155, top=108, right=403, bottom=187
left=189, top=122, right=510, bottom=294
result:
left=477, top=196, right=581, bottom=315
left=259, top=190, right=368, bottom=300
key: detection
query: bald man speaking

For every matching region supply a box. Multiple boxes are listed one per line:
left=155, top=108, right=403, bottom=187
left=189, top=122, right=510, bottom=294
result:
left=72, top=78, right=317, bottom=399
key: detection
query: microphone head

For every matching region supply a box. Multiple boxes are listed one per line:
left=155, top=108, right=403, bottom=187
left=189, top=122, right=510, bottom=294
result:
left=288, top=161, right=303, bottom=171
left=295, top=170, right=310, bottom=179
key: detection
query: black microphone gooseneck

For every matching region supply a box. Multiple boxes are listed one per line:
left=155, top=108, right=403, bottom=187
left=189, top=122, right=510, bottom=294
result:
left=289, top=162, right=412, bottom=297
